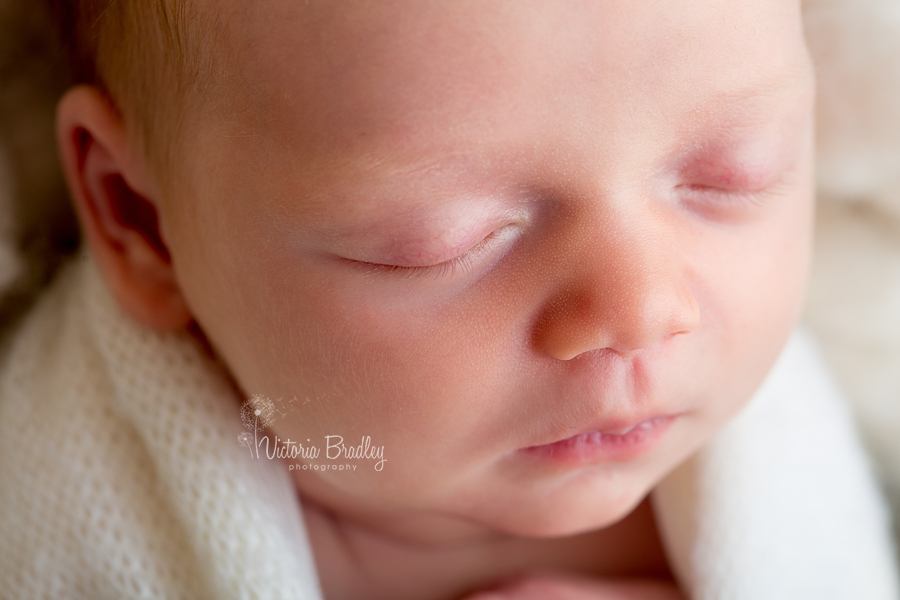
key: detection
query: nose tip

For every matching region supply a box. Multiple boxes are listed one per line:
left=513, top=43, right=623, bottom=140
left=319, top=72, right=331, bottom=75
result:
left=534, top=241, right=700, bottom=361
left=610, top=285, right=699, bottom=354
left=537, top=284, right=698, bottom=361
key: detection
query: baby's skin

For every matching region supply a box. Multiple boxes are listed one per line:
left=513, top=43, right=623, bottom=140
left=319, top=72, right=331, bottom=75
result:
left=55, top=0, right=815, bottom=598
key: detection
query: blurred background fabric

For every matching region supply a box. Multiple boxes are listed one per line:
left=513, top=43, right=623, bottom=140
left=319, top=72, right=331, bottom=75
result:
left=803, top=0, right=900, bottom=535
left=2, top=0, right=900, bottom=536
left=0, top=0, right=79, bottom=347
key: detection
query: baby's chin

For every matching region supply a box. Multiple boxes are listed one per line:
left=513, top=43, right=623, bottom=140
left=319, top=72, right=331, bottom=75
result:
left=488, top=497, right=647, bottom=540
left=447, top=464, right=661, bottom=540
left=447, top=421, right=704, bottom=539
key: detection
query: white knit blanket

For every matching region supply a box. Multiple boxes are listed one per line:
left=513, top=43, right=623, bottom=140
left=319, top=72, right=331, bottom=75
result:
left=0, top=252, right=897, bottom=600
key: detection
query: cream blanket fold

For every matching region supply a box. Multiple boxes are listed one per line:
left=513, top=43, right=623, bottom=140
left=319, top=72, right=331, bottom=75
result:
left=0, top=252, right=897, bottom=599
left=651, top=328, right=900, bottom=599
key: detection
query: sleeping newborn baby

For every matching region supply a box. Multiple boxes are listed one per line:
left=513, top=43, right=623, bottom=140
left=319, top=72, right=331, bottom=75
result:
left=0, top=0, right=897, bottom=598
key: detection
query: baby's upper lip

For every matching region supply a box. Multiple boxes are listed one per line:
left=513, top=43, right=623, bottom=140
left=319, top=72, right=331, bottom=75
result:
left=518, top=347, right=679, bottom=449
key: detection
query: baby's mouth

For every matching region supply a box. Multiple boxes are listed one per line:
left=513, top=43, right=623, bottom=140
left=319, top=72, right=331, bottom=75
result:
left=519, top=415, right=676, bottom=464
left=597, top=422, right=649, bottom=435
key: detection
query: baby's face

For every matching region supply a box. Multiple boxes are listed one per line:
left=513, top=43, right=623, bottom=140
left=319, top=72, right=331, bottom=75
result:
left=162, top=0, right=814, bottom=539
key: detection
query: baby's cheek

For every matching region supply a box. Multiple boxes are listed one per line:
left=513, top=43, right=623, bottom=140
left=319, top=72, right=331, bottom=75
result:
left=252, top=277, right=499, bottom=477
left=680, top=206, right=809, bottom=417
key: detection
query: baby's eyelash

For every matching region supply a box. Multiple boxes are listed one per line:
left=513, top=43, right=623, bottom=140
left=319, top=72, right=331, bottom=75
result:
left=677, top=178, right=795, bottom=213
left=354, top=230, right=505, bottom=280
left=681, top=184, right=770, bottom=205
left=677, top=166, right=798, bottom=210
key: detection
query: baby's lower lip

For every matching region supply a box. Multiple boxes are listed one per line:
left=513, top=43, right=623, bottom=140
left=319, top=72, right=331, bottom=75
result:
left=518, top=416, right=675, bottom=464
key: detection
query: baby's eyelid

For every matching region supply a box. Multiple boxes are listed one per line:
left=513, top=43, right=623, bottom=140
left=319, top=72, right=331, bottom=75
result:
left=354, top=225, right=517, bottom=279
left=686, top=164, right=798, bottom=193
left=673, top=175, right=797, bottom=220
left=678, top=151, right=803, bottom=194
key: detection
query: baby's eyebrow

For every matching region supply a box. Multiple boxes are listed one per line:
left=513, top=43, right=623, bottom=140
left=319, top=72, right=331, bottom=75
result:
left=710, top=60, right=814, bottom=114
left=678, top=62, right=814, bottom=141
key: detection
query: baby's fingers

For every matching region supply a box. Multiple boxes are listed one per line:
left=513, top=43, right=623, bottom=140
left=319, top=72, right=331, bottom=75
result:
left=463, top=573, right=686, bottom=600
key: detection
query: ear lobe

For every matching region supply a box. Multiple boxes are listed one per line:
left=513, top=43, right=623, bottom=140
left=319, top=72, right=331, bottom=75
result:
left=56, top=85, right=192, bottom=331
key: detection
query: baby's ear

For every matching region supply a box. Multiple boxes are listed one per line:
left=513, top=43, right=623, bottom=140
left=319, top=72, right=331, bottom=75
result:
left=56, top=85, right=192, bottom=331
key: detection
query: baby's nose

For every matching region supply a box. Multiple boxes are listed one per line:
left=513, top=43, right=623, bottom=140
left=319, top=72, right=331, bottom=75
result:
left=533, top=199, right=699, bottom=360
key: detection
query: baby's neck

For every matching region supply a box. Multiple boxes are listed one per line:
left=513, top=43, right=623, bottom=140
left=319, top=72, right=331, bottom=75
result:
left=299, top=493, right=673, bottom=600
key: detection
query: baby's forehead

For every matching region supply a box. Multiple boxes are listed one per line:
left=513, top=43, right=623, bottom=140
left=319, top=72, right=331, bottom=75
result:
left=189, top=0, right=812, bottom=222
left=223, top=0, right=808, bottom=146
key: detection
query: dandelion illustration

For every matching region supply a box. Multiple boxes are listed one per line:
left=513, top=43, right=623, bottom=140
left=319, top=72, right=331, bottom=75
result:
left=237, top=431, right=254, bottom=457
left=239, top=394, right=279, bottom=459
left=272, top=396, right=289, bottom=418
left=240, top=394, right=277, bottom=433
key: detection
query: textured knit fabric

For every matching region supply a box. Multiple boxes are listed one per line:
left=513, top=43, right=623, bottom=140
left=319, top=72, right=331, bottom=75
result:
left=1, top=251, right=898, bottom=599
left=0, top=252, right=322, bottom=599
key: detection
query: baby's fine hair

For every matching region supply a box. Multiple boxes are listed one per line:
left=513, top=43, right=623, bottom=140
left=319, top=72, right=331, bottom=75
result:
left=46, top=0, right=226, bottom=173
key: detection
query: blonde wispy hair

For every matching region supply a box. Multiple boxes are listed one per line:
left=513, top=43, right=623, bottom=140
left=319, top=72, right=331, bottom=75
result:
left=47, top=0, right=229, bottom=180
